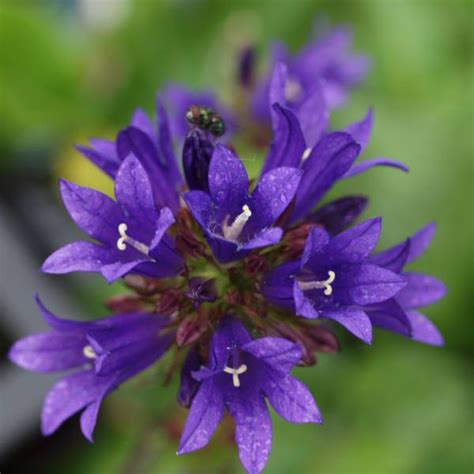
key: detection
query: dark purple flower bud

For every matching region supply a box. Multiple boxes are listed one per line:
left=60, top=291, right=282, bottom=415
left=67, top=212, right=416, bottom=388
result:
left=105, top=294, right=149, bottom=313
left=186, top=277, right=218, bottom=309
left=178, top=349, right=202, bottom=408
left=304, top=324, right=340, bottom=354
left=308, top=195, right=368, bottom=235
left=182, top=130, right=214, bottom=192
left=176, top=315, right=208, bottom=347
left=238, top=45, right=256, bottom=88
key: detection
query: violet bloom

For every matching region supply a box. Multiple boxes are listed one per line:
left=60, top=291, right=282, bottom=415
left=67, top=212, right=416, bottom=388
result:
left=178, top=317, right=322, bottom=474
left=8, top=296, right=173, bottom=441
left=77, top=97, right=183, bottom=212
left=42, top=156, right=183, bottom=283
left=184, top=144, right=302, bottom=263
left=262, top=218, right=407, bottom=343
left=366, top=223, right=446, bottom=345
left=262, top=103, right=408, bottom=223
left=251, top=25, right=370, bottom=125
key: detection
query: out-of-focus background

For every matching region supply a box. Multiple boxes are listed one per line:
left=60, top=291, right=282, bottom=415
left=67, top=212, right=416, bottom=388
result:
left=0, top=0, right=472, bottom=473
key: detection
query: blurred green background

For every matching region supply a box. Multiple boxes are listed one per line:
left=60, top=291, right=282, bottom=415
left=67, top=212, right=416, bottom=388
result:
left=1, top=0, right=472, bottom=473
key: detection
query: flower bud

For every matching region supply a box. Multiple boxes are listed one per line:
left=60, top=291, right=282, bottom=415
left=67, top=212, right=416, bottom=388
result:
left=186, top=277, right=218, bottom=309
left=182, top=129, right=214, bottom=192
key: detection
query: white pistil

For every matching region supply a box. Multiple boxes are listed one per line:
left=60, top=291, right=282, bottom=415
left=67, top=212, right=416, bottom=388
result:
left=223, top=364, right=248, bottom=387
left=83, top=345, right=96, bottom=359
left=116, top=223, right=150, bottom=255
left=222, top=205, right=252, bottom=242
left=301, top=147, right=312, bottom=162
left=298, top=270, right=336, bottom=296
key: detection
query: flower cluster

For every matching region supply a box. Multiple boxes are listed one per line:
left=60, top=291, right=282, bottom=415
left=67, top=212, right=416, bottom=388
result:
left=9, top=21, right=445, bottom=474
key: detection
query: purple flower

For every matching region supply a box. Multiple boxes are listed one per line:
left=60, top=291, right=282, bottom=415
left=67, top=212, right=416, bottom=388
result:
left=262, top=218, right=407, bottom=344
left=178, top=317, right=322, bottom=474
left=42, top=156, right=183, bottom=283
left=251, top=25, right=370, bottom=125
left=367, top=223, right=446, bottom=345
left=184, top=144, right=302, bottom=263
left=77, top=97, right=183, bottom=212
left=8, top=296, right=173, bottom=441
left=262, top=104, right=408, bottom=223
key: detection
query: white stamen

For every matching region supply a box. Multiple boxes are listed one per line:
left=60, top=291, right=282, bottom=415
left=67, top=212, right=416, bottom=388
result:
left=301, top=147, right=312, bottom=162
left=223, top=364, right=248, bottom=387
left=222, top=205, right=252, bottom=242
left=116, top=223, right=150, bottom=255
left=298, top=270, right=336, bottom=296
left=83, top=345, right=96, bottom=359
left=285, top=78, right=302, bottom=102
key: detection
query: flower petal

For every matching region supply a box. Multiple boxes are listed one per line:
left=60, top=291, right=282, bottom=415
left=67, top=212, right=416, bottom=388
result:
left=178, top=377, right=225, bottom=454
left=366, top=299, right=412, bottom=337
left=42, top=241, right=110, bottom=275
left=262, top=103, right=306, bottom=174
left=292, top=132, right=360, bottom=222
left=241, top=227, right=283, bottom=251
left=8, top=332, right=88, bottom=372
left=59, top=179, right=122, bottom=245
left=41, top=370, right=113, bottom=436
left=396, top=273, right=447, bottom=308
left=334, top=263, right=406, bottom=305
left=296, top=84, right=329, bottom=147
left=149, top=207, right=176, bottom=253
left=241, top=337, right=302, bottom=373
left=406, top=310, right=444, bottom=346
left=251, top=167, right=303, bottom=228
left=75, top=140, right=118, bottom=178
left=208, top=145, right=249, bottom=209
left=344, top=157, right=409, bottom=178
left=183, top=190, right=213, bottom=230
left=131, top=108, right=155, bottom=141
left=156, top=97, right=183, bottom=187
left=293, top=281, right=319, bottom=319
left=114, top=155, right=158, bottom=226
left=301, top=227, right=331, bottom=268
left=80, top=395, right=104, bottom=442
left=100, top=259, right=145, bottom=283
left=324, top=217, right=382, bottom=264
left=370, top=222, right=437, bottom=270
left=262, top=261, right=300, bottom=308
left=264, top=372, right=322, bottom=423
left=406, top=222, right=437, bottom=263
left=345, top=107, right=373, bottom=152
left=116, top=126, right=179, bottom=211
left=227, top=392, right=272, bottom=474
left=368, top=239, right=410, bottom=273
left=324, top=307, right=373, bottom=344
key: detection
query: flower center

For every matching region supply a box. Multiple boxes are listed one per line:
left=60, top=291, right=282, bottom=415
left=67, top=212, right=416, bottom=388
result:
left=116, top=223, right=150, bottom=255
left=285, top=77, right=302, bottom=102
left=223, top=364, right=248, bottom=387
left=222, top=205, right=252, bottom=242
left=298, top=270, right=336, bottom=296
left=83, top=345, right=96, bottom=359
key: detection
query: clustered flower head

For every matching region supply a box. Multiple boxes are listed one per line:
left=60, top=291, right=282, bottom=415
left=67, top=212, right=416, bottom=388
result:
left=9, top=20, right=446, bottom=474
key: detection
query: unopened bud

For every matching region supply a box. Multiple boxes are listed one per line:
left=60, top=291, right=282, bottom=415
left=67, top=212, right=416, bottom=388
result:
left=182, top=130, right=214, bottom=192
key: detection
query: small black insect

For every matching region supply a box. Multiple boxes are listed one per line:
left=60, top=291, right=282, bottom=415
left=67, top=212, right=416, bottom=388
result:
left=186, top=105, right=226, bottom=138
